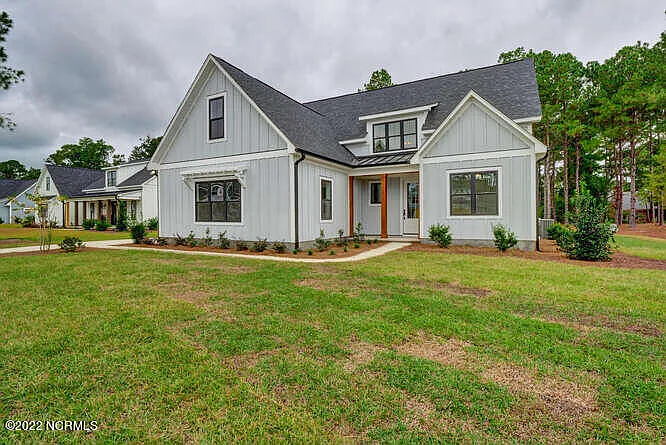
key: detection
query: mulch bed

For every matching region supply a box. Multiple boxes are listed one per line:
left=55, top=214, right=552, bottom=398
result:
left=123, top=240, right=389, bottom=259
left=617, top=223, right=666, bottom=240
left=0, top=247, right=105, bottom=258
left=404, top=241, right=666, bottom=271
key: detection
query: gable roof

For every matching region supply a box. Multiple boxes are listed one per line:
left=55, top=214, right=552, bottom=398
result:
left=0, top=179, right=35, bottom=202
left=45, top=165, right=104, bottom=198
left=117, top=168, right=154, bottom=188
left=213, top=57, right=357, bottom=166
left=304, top=59, right=541, bottom=142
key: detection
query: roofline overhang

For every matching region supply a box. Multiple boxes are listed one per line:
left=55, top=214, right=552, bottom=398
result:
left=514, top=115, right=542, bottom=124
left=102, top=160, right=149, bottom=170
left=358, top=103, right=439, bottom=122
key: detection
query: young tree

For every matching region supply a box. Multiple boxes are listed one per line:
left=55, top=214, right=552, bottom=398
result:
left=0, top=11, right=25, bottom=130
left=362, top=69, right=393, bottom=91
left=46, top=137, right=115, bottom=170
left=129, top=135, right=162, bottom=161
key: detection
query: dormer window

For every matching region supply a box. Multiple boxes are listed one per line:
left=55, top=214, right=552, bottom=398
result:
left=208, top=94, right=226, bottom=141
left=372, top=118, right=417, bottom=153
left=107, top=171, right=117, bottom=187
left=45, top=176, right=51, bottom=192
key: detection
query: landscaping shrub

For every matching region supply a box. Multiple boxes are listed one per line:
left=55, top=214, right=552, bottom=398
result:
left=146, top=217, right=159, bottom=231
left=217, top=231, right=230, bottom=249
left=59, top=236, right=85, bottom=252
left=272, top=241, right=287, bottom=253
left=329, top=250, right=336, bottom=255
left=560, top=192, right=614, bottom=261
left=492, top=224, right=518, bottom=252
left=116, top=202, right=128, bottom=232
left=13, top=217, right=23, bottom=225
left=156, top=237, right=168, bottom=246
left=130, top=223, right=147, bottom=244
left=174, top=233, right=187, bottom=246
left=82, top=219, right=96, bottom=230
left=22, top=214, right=35, bottom=228
left=95, top=219, right=111, bottom=231
left=201, top=228, right=213, bottom=247
left=335, top=229, right=347, bottom=247
left=0, top=217, right=3, bottom=224
left=185, top=231, right=197, bottom=247
left=292, top=249, right=299, bottom=255
left=352, top=222, right=365, bottom=243
left=235, top=240, right=248, bottom=251
left=314, top=229, right=331, bottom=252
left=547, top=222, right=568, bottom=242
left=428, top=223, right=452, bottom=248
left=307, top=249, right=313, bottom=256
left=252, top=238, right=269, bottom=252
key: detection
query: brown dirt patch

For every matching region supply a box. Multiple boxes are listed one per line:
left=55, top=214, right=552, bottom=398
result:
left=0, top=247, right=105, bottom=257
left=617, top=223, right=666, bottom=240
left=406, top=279, right=491, bottom=297
left=404, top=242, right=666, bottom=271
left=124, top=240, right=389, bottom=259
left=395, top=337, right=472, bottom=369
left=342, top=341, right=387, bottom=372
left=294, top=269, right=374, bottom=296
left=0, top=238, right=27, bottom=245
left=533, top=313, right=662, bottom=338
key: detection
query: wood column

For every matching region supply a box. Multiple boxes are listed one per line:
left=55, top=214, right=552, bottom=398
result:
left=97, top=201, right=101, bottom=220
left=63, top=202, right=69, bottom=228
left=74, top=202, right=79, bottom=226
left=348, top=176, right=354, bottom=236
left=381, top=173, right=388, bottom=238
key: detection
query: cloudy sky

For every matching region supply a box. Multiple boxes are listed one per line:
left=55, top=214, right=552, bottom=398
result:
left=0, top=0, right=663, bottom=168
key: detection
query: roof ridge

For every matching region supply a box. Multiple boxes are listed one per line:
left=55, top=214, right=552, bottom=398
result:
left=213, top=56, right=327, bottom=118
left=46, top=164, right=103, bottom=172
left=303, top=58, right=533, bottom=105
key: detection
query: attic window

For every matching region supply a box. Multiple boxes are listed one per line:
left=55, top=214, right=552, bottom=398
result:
left=208, top=94, right=225, bottom=141
left=372, top=118, right=417, bottom=153
left=107, top=171, right=117, bottom=187
left=45, top=176, right=51, bottom=192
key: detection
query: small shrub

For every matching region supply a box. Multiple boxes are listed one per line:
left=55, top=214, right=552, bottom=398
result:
left=217, top=231, right=230, bottom=249
left=272, top=241, right=287, bottom=253
left=142, top=238, right=156, bottom=246
left=13, top=217, right=23, bottom=225
left=22, top=214, right=36, bottom=228
left=185, top=231, right=197, bottom=247
left=146, top=217, right=159, bottom=231
left=292, top=248, right=299, bottom=255
left=373, top=239, right=378, bottom=244
left=201, top=228, right=213, bottom=247
left=329, top=250, right=336, bottom=255
left=116, top=202, right=128, bottom=232
left=353, top=243, right=360, bottom=249
left=314, top=229, right=331, bottom=252
left=95, top=219, right=111, bottom=231
left=492, top=224, right=518, bottom=252
left=59, top=236, right=85, bottom=252
left=335, top=229, right=347, bottom=247
left=352, top=222, right=365, bottom=243
left=252, top=237, right=269, bottom=252
left=82, top=219, right=96, bottom=230
left=561, top=192, right=614, bottom=261
left=130, top=223, right=147, bottom=244
left=428, top=223, right=452, bottom=248
left=174, top=233, right=187, bottom=246
left=0, top=217, right=3, bottom=224
left=307, top=249, right=313, bottom=256
left=344, top=246, right=348, bottom=253
left=156, top=237, right=168, bottom=246
left=236, top=240, right=248, bottom=251
left=547, top=222, right=568, bottom=242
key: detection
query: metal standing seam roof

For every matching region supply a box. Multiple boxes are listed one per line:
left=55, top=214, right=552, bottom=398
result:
left=211, top=57, right=541, bottom=168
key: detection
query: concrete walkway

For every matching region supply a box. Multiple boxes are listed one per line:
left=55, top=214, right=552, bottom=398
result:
left=1, top=239, right=411, bottom=263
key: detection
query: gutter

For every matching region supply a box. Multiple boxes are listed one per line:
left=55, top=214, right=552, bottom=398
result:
left=293, top=151, right=306, bottom=249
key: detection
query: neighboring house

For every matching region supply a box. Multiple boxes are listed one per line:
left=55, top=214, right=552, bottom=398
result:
left=33, top=160, right=158, bottom=227
left=0, top=179, right=36, bottom=223
left=149, top=55, right=546, bottom=249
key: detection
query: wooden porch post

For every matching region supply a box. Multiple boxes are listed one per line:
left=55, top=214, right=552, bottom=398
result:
left=63, top=201, right=69, bottom=228
left=97, top=200, right=101, bottom=220
left=74, top=202, right=79, bottom=227
left=381, top=173, right=388, bottom=238
left=348, top=176, right=354, bottom=236
left=82, top=202, right=87, bottom=221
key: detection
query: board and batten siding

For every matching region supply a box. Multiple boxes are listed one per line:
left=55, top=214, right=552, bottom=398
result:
left=159, top=156, right=292, bottom=242
left=161, top=65, right=289, bottom=164
left=298, top=159, right=348, bottom=242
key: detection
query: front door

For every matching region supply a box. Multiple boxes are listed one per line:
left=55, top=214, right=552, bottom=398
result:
left=402, top=178, right=419, bottom=235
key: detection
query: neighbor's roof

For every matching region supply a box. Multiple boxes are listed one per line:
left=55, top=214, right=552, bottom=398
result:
left=45, top=165, right=104, bottom=198
left=0, top=179, right=35, bottom=201
left=117, top=168, right=153, bottom=188
left=213, top=57, right=541, bottom=167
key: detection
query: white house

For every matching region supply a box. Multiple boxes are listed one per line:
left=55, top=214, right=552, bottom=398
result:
left=149, top=55, right=546, bottom=249
left=0, top=179, right=36, bottom=223
left=33, top=160, right=158, bottom=227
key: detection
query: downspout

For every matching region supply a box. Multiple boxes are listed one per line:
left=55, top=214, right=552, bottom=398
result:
left=293, top=151, right=306, bottom=250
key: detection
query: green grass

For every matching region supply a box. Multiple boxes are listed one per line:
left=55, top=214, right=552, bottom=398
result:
left=0, top=225, right=156, bottom=248
left=615, top=234, right=666, bottom=261
left=0, top=249, right=664, bottom=442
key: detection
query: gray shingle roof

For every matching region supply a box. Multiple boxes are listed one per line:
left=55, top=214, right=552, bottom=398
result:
left=0, top=179, right=35, bottom=202
left=304, top=58, right=541, bottom=142
left=212, top=57, right=541, bottom=168
left=46, top=165, right=104, bottom=198
left=117, top=168, right=153, bottom=188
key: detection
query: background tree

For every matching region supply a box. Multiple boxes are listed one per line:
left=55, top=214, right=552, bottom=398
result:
left=361, top=69, right=393, bottom=91
left=129, top=135, right=162, bottom=161
left=46, top=137, right=115, bottom=170
left=0, top=11, right=25, bottom=130
left=0, top=159, right=39, bottom=179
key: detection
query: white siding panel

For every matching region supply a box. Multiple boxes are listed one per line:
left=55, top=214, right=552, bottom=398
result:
left=162, top=68, right=288, bottom=164
left=141, top=177, right=158, bottom=220
left=159, top=156, right=292, bottom=242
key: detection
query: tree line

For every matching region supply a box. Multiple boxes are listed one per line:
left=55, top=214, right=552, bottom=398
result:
left=498, top=29, right=665, bottom=226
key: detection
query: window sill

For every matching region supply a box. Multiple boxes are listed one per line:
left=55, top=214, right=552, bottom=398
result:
left=207, top=137, right=228, bottom=144
left=193, top=221, right=244, bottom=226
left=320, top=219, right=333, bottom=224
left=445, top=215, right=502, bottom=219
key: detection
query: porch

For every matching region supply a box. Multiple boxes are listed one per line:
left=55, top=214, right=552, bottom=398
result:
left=349, top=171, right=420, bottom=239
left=63, top=195, right=141, bottom=228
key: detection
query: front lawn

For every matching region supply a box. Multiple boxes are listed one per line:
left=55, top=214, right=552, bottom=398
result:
left=0, top=224, right=155, bottom=248
left=0, top=249, right=663, bottom=442
left=615, top=234, right=666, bottom=261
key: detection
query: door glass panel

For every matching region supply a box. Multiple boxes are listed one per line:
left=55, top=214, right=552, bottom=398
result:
left=407, top=182, right=419, bottom=219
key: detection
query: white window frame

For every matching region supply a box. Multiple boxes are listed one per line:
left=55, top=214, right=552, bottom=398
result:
left=445, top=167, right=502, bottom=219
left=320, top=176, right=333, bottom=223
left=207, top=92, right=227, bottom=144
left=192, top=176, right=245, bottom=226
left=369, top=181, right=382, bottom=206
left=45, top=176, right=51, bottom=192
left=107, top=170, right=117, bottom=187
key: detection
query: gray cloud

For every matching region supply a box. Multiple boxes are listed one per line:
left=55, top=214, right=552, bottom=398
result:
left=0, top=0, right=662, bottom=168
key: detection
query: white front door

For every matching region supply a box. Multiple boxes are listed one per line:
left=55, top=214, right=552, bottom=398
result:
left=402, top=178, right=419, bottom=235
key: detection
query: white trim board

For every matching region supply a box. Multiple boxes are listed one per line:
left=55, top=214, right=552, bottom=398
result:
left=358, top=103, right=438, bottom=121
left=206, top=91, right=228, bottom=144
left=421, top=148, right=532, bottom=164
left=157, top=149, right=290, bottom=171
